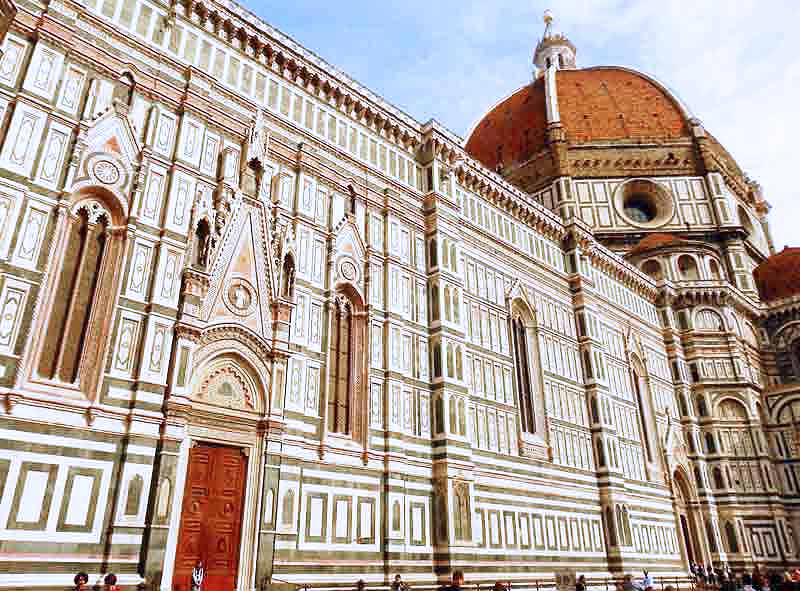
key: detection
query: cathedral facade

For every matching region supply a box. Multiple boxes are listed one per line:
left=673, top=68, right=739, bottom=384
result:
left=0, top=0, right=797, bottom=588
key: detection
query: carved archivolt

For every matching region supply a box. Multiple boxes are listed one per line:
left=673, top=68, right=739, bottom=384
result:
left=192, top=331, right=272, bottom=414
left=197, top=361, right=255, bottom=411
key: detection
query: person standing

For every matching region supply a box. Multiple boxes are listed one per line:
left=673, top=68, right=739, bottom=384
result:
left=576, top=575, right=587, bottom=591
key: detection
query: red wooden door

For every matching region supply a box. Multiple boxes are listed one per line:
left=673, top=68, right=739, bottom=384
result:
left=173, top=444, right=248, bottom=591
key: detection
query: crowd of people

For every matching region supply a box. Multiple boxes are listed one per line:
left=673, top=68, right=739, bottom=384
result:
left=689, top=563, right=800, bottom=591
left=369, top=569, right=800, bottom=591
left=70, top=566, right=800, bottom=591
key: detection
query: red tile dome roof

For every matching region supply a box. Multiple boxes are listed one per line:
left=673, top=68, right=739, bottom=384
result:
left=464, top=77, right=548, bottom=172
left=753, top=247, right=800, bottom=301
left=465, top=67, right=691, bottom=171
left=629, top=233, right=688, bottom=256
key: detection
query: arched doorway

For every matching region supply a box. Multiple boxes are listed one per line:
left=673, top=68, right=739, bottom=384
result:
left=673, top=469, right=702, bottom=567
left=165, top=347, right=272, bottom=591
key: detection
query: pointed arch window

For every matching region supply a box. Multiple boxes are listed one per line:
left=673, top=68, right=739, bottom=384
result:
left=631, top=360, right=655, bottom=463
left=326, top=289, right=365, bottom=438
left=328, top=296, right=353, bottom=435
left=38, top=198, right=125, bottom=389
left=512, top=314, right=536, bottom=433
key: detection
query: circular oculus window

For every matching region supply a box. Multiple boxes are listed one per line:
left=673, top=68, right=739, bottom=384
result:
left=614, top=179, right=675, bottom=229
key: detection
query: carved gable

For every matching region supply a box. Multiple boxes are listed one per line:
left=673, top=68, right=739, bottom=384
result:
left=203, top=204, right=274, bottom=342
left=68, top=104, right=141, bottom=217
left=332, top=215, right=366, bottom=297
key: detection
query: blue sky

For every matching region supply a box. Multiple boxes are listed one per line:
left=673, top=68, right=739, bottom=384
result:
left=250, top=0, right=799, bottom=251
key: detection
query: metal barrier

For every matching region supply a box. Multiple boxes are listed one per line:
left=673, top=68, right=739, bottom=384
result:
left=293, top=575, right=697, bottom=591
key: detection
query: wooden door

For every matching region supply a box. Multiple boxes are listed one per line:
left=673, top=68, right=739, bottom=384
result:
left=173, top=444, right=248, bottom=591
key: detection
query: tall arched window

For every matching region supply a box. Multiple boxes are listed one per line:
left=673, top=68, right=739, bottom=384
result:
left=512, top=311, right=536, bottom=434
left=604, top=506, right=617, bottom=546
left=631, top=357, right=656, bottom=465
left=705, top=518, right=718, bottom=552
left=705, top=432, right=716, bottom=454
left=696, top=395, right=709, bottom=417
left=38, top=198, right=124, bottom=387
left=392, top=500, right=401, bottom=531
left=328, top=295, right=353, bottom=434
left=708, top=258, right=722, bottom=280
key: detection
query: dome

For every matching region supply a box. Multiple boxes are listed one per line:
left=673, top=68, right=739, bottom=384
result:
left=753, top=247, right=800, bottom=301
left=465, top=67, right=691, bottom=171
left=628, top=233, right=688, bottom=256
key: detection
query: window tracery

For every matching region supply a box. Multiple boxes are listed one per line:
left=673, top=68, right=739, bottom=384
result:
left=38, top=197, right=124, bottom=391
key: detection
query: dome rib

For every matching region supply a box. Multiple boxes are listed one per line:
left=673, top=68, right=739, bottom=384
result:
left=465, top=66, right=692, bottom=172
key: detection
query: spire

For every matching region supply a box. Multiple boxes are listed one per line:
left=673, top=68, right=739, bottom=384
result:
left=533, top=10, right=577, bottom=77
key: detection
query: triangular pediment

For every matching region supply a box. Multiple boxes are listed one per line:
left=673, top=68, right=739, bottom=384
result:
left=506, top=279, right=537, bottom=320
left=85, top=105, right=141, bottom=164
left=334, top=214, right=366, bottom=262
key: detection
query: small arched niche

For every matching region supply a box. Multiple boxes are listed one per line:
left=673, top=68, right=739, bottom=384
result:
left=641, top=258, right=664, bottom=281
left=677, top=254, right=699, bottom=280
left=708, top=258, right=722, bottom=280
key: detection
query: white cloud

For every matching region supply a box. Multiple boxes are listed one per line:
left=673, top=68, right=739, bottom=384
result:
left=259, top=0, right=799, bottom=250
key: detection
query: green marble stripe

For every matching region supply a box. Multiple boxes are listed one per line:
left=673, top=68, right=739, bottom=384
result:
left=0, top=438, right=153, bottom=464
left=98, top=395, right=163, bottom=414
left=300, top=475, right=378, bottom=491
left=473, top=495, right=601, bottom=514
left=0, top=540, right=143, bottom=555
left=476, top=481, right=600, bottom=500
left=0, top=560, right=140, bottom=574
left=104, top=376, right=168, bottom=395
left=0, top=416, right=151, bottom=446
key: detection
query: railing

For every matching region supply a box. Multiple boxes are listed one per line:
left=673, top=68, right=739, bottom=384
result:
left=291, top=575, right=697, bottom=591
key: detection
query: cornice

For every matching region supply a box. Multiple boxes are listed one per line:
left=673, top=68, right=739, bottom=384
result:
left=171, top=0, right=423, bottom=149
left=420, top=123, right=566, bottom=243
left=565, top=218, right=660, bottom=302
left=759, top=295, right=800, bottom=322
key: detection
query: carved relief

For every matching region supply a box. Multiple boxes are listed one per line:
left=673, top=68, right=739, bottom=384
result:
left=0, top=279, right=29, bottom=355
left=57, top=66, right=87, bottom=115
left=11, top=203, right=48, bottom=270
left=153, top=111, right=176, bottom=157
left=112, top=315, right=141, bottom=375
left=223, top=278, right=256, bottom=317
left=0, top=37, right=26, bottom=86
left=36, top=124, right=71, bottom=188
left=198, top=363, right=254, bottom=410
